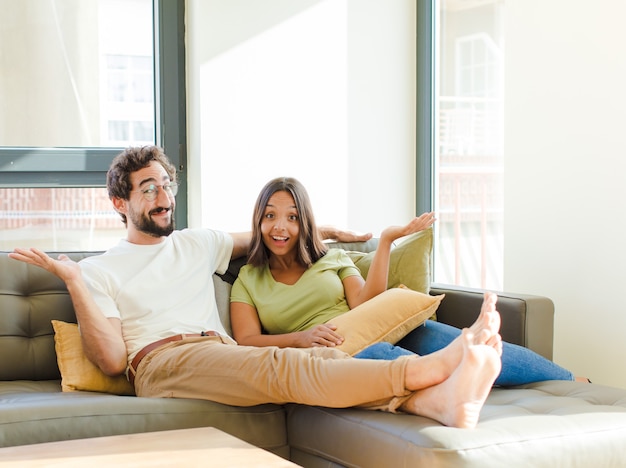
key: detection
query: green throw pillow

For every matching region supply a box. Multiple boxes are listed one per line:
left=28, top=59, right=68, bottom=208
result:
left=345, top=228, right=433, bottom=294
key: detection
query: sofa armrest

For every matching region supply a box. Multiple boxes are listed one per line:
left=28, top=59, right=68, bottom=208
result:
left=429, top=283, right=555, bottom=360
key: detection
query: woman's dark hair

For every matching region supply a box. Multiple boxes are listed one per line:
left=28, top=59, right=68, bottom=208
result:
left=247, top=177, right=327, bottom=268
left=106, top=146, right=177, bottom=225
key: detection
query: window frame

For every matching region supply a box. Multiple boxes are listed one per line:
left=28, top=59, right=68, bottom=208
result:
left=416, top=0, right=435, bottom=215
left=0, top=0, right=188, bottom=229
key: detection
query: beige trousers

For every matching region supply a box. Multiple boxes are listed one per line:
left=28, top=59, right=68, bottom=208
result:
left=134, top=336, right=412, bottom=412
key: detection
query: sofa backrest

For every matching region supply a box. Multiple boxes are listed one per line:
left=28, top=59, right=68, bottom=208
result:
left=0, top=252, right=98, bottom=381
left=0, top=239, right=379, bottom=382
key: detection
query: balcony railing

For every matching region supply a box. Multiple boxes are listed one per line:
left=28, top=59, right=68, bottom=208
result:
left=436, top=96, right=503, bottom=289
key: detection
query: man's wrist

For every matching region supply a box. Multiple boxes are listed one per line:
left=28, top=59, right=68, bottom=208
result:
left=318, top=225, right=338, bottom=241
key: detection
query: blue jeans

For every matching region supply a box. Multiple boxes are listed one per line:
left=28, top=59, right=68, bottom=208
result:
left=354, top=320, right=574, bottom=386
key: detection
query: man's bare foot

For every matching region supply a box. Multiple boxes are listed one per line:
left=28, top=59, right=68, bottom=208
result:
left=401, top=292, right=503, bottom=390
left=401, top=329, right=501, bottom=428
left=446, top=292, right=502, bottom=362
left=469, top=293, right=501, bottom=345
left=474, top=328, right=503, bottom=356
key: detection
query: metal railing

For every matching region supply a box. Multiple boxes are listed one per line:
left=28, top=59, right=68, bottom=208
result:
left=436, top=97, right=504, bottom=289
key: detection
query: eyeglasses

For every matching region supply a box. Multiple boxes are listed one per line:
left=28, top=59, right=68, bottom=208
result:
left=133, top=182, right=179, bottom=201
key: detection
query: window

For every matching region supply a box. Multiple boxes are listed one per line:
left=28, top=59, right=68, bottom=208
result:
left=418, top=0, right=505, bottom=290
left=0, top=187, right=122, bottom=251
left=0, top=0, right=187, bottom=251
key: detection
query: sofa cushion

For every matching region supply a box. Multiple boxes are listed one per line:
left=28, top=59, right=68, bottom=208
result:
left=51, top=320, right=135, bottom=396
left=287, top=380, right=626, bottom=467
left=0, top=381, right=288, bottom=456
left=330, top=287, right=444, bottom=355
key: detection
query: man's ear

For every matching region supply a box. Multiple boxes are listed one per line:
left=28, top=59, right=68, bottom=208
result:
left=112, top=197, right=127, bottom=214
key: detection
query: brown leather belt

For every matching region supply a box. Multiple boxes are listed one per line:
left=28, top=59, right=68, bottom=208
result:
left=128, top=331, right=220, bottom=387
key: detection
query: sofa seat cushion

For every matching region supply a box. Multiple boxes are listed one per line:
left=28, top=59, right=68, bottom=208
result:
left=0, top=381, right=288, bottom=457
left=0, top=380, right=62, bottom=396
left=286, top=381, right=626, bottom=467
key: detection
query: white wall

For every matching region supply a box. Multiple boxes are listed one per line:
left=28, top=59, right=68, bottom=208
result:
left=346, top=1, right=417, bottom=232
left=186, top=0, right=416, bottom=236
left=505, top=0, right=626, bottom=388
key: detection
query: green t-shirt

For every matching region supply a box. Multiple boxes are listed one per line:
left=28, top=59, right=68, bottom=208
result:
left=231, top=249, right=361, bottom=334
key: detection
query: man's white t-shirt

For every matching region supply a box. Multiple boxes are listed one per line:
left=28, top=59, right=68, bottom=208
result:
left=79, top=229, right=233, bottom=362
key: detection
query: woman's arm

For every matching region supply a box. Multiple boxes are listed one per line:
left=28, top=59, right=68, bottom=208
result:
left=230, top=301, right=344, bottom=348
left=9, top=248, right=128, bottom=376
left=343, top=212, right=436, bottom=309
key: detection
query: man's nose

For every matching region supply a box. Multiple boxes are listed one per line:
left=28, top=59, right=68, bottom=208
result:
left=157, top=186, right=173, bottom=203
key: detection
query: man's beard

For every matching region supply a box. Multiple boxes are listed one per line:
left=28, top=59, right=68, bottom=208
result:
left=128, top=205, right=175, bottom=238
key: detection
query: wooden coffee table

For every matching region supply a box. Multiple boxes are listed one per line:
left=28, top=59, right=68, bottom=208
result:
left=0, top=427, right=299, bottom=467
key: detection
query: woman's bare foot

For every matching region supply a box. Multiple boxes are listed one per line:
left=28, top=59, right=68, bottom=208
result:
left=575, top=376, right=592, bottom=383
left=401, top=329, right=501, bottom=428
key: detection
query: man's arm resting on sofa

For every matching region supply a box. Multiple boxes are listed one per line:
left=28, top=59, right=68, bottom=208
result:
left=429, top=283, right=555, bottom=360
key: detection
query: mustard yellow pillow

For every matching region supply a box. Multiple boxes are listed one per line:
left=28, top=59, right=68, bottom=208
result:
left=327, top=287, right=444, bottom=356
left=345, top=228, right=433, bottom=294
left=51, top=320, right=135, bottom=395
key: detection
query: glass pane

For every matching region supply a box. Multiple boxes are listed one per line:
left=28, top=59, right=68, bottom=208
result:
left=0, top=188, right=126, bottom=251
left=0, top=0, right=154, bottom=147
left=435, top=0, right=505, bottom=290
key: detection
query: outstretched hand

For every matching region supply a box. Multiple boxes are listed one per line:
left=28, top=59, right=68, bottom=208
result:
left=380, top=211, right=436, bottom=244
left=9, top=248, right=82, bottom=283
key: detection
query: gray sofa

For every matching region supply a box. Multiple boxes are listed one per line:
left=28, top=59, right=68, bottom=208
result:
left=2, top=246, right=626, bottom=467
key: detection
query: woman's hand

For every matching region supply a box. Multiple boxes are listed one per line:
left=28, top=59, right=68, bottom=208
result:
left=298, top=324, right=344, bottom=347
left=380, top=212, right=436, bottom=245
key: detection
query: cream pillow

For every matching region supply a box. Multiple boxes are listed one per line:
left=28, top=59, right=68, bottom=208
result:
left=51, top=320, right=135, bottom=395
left=328, top=287, right=444, bottom=356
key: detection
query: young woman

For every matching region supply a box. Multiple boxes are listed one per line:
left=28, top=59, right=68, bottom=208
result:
left=230, top=177, right=581, bottom=386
